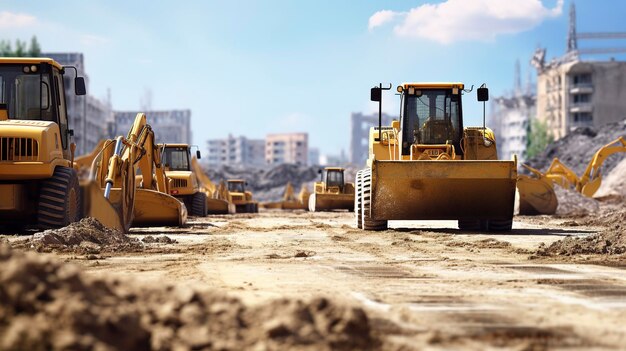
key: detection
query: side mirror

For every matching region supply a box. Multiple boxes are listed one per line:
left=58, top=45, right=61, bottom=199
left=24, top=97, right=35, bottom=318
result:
left=196, top=150, right=201, bottom=159
left=477, top=87, right=489, bottom=102
left=75, top=77, right=86, bottom=96
left=370, top=87, right=381, bottom=102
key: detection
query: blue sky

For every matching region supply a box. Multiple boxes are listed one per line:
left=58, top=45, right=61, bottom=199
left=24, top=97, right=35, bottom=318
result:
left=1, top=0, right=625, bottom=156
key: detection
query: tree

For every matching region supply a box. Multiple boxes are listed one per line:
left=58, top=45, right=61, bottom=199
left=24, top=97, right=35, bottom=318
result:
left=526, top=118, right=554, bottom=159
left=0, top=40, right=13, bottom=57
left=14, top=39, right=26, bottom=57
left=28, top=36, right=41, bottom=56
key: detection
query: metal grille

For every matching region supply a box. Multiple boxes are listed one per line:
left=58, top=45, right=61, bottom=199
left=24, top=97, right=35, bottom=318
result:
left=171, top=179, right=188, bottom=188
left=0, top=137, right=39, bottom=161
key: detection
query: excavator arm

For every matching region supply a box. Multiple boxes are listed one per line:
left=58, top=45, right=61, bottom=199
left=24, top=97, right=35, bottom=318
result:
left=579, top=136, right=626, bottom=197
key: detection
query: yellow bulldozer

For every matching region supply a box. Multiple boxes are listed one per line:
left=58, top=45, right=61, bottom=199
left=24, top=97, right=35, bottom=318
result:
left=308, top=167, right=355, bottom=212
left=355, top=82, right=517, bottom=231
left=227, top=179, right=258, bottom=213
left=190, top=157, right=235, bottom=214
left=517, top=136, right=626, bottom=214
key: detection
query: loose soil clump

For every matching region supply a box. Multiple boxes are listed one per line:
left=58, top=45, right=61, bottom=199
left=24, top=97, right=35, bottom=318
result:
left=0, top=245, right=375, bottom=351
left=12, top=217, right=143, bottom=254
left=536, top=211, right=626, bottom=256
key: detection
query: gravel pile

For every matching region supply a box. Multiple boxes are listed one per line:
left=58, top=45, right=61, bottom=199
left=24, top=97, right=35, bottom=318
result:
left=12, top=218, right=143, bottom=254
left=0, top=245, right=375, bottom=351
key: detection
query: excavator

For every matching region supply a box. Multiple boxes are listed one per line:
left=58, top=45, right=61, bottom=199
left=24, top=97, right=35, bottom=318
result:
left=309, top=167, right=355, bottom=211
left=517, top=136, right=626, bottom=214
left=261, top=182, right=309, bottom=210
left=86, top=113, right=187, bottom=229
left=355, top=83, right=517, bottom=231
left=190, top=157, right=235, bottom=214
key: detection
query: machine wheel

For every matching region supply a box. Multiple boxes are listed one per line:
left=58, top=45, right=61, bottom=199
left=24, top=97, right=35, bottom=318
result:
left=308, top=194, right=317, bottom=212
left=191, top=192, right=208, bottom=217
left=457, top=219, right=488, bottom=231
left=361, top=168, right=388, bottom=231
left=355, top=170, right=363, bottom=229
left=37, top=166, right=81, bottom=228
left=487, top=218, right=513, bottom=232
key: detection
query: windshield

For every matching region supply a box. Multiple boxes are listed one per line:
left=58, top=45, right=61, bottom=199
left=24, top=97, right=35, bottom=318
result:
left=163, top=147, right=190, bottom=171
left=228, top=182, right=245, bottom=192
left=402, top=89, right=462, bottom=154
left=323, top=170, right=344, bottom=188
left=0, top=64, right=53, bottom=121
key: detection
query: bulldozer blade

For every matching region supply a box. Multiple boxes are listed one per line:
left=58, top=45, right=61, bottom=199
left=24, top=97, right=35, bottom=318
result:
left=371, top=160, right=517, bottom=220
left=81, top=180, right=130, bottom=233
left=130, top=189, right=187, bottom=227
left=309, top=193, right=354, bottom=212
left=207, top=198, right=234, bottom=214
left=517, top=174, right=558, bottom=215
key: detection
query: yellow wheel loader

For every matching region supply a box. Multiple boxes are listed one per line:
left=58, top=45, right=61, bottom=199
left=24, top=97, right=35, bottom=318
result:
left=227, top=179, right=258, bottom=213
left=308, top=167, right=355, bottom=212
left=190, top=157, right=235, bottom=214
left=160, top=143, right=208, bottom=216
left=89, top=113, right=187, bottom=229
left=0, top=58, right=91, bottom=229
left=517, top=136, right=626, bottom=214
left=355, top=83, right=517, bottom=231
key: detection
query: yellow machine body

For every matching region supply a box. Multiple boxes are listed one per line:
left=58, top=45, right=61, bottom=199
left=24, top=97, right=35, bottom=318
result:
left=261, top=182, right=308, bottom=210
left=517, top=165, right=558, bottom=215
left=309, top=167, right=355, bottom=212
left=190, top=157, right=234, bottom=214
left=227, top=179, right=258, bottom=213
left=356, top=82, right=517, bottom=231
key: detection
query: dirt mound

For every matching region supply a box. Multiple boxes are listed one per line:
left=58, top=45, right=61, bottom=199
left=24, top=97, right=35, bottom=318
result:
left=12, top=217, right=143, bottom=254
left=524, top=120, right=626, bottom=177
left=554, top=186, right=600, bottom=216
left=0, top=245, right=375, bottom=350
left=142, top=235, right=176, bottom=244
left=536, top=211, right=626, bottom=256
left=595, top=157, right=626, bottom=197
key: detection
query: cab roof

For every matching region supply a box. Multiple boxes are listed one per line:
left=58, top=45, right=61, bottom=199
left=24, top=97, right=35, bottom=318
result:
left=160, top=143, right=189, bottom=149
left=401, top=82, right=464, bottom=90
left=228, top=179, right=245, bottom=183
left=0, top=57, right=64, bottom=70
left=325, top=167, right=345, bottom=171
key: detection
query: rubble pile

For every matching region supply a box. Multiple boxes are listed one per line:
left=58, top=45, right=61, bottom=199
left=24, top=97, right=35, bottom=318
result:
left=12, top=218, right=143, bottom=254
left=554, top=187, right=600, bottom=216
left=595, top=157, right=626, bottom=197
left=0, top=245, right=375, bottom=351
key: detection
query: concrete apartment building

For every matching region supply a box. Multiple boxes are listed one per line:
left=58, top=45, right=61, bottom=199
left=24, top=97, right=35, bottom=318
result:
left=43, top=52, right=112, bottom=155
left=533, top=3, right=626, bottom=140
left=265, top=133, right=308, bottom=166
left=349, top=112, right=393, bottom=166
left=114, top=110, right=191, bottom=144
left=206, top=135, right=265, bottom=167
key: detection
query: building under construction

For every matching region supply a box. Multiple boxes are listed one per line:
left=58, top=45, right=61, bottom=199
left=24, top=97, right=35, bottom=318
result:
left=533, top=3, right=626, bottom=140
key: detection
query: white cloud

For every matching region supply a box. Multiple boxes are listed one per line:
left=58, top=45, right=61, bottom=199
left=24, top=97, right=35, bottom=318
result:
left=369, top=0, right=564, bottom=44
left=368, top=10, right=398, bottom=31
left=0, top=11, right=37, bottom=29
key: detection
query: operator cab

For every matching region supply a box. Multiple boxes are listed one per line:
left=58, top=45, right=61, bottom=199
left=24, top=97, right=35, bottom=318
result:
left=320, top=167, right=345, bottom=191
left=163, top=146, right=191, bottom=171
left=227, top=180, right=246, bottom=193
left=398, top=83, right=464, bottom=156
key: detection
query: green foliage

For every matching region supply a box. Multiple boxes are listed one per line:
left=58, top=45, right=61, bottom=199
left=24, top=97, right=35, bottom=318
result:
left=0, top=36, right=42, bottom=57
left=526, top=118, right=554, bottom=159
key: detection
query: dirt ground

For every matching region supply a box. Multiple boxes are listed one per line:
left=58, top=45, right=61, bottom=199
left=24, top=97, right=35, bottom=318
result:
left=2, top=210, right=626, bottom=350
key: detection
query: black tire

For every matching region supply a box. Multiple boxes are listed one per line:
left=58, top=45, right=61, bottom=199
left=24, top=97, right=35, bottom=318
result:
left=191, top=192, right=208, bottom=217
left=37, top=166, right=81, bottom=229
left=488, top=218, right=513, bottom=232
left=355, top=170, right=363, bottom=229
left=458, top=219, right=486, bottom=231
left=361, top=168, right=388, bottom=231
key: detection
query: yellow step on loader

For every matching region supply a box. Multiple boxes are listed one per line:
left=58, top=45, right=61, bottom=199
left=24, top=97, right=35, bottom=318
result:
left=355, top=82, right=517, bottom=231
left=190, top=157, right=235, bottom=214
left=227, top=179, right=258, bottom=213
left=517, top=136, right=626, bottom=215
left=308, top=167, right=355, bottom=212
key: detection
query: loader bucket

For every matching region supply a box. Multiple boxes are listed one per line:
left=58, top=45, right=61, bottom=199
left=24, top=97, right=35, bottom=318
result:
left=309, top=193, right=354, bottom=212
left=81, top=180, right=132, bottom=233
left=207, top=198, right=234, bottom=214
left=370, top=160, right=517, bottom=220
left=517, top=174, right=558, bottom=215
left=122, top=189, right=187, bottom=227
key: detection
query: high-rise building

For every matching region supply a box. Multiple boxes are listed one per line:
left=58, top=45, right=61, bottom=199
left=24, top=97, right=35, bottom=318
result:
left=308, top=147, right=320, bottom=166
left=114, top=110, right=191, bottom=144
left=265, top=133, right=308, bottom=166
left=349, top=112, right=393, bottom=166
left=43, top=52, right=111, bottom=155
left=206, top=134, right=265, bottom=167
